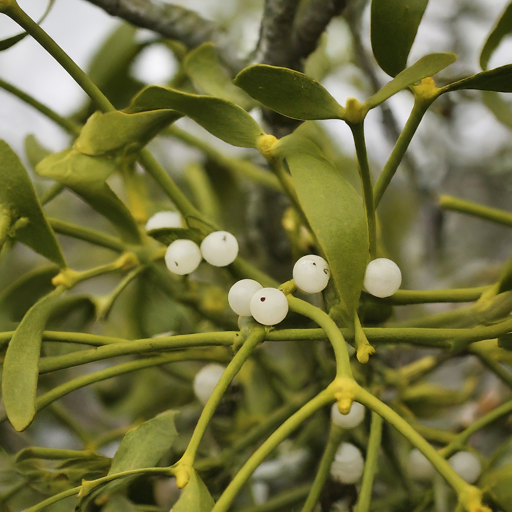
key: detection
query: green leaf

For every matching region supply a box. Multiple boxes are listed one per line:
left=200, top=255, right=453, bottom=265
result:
left=36, top=149, right=142, bottom=244
left=443, top=64, right=512, bottom=93
left=0, top=0, right=56, bottom=52
left=482, top=463, right=512, bottom=512
left=109, top=410, right=178, bottom=474
left=2, top=287, right=65, bottom=431
left=127, top=86, right=265, bottom=148
left=365, top=53, right=457, bottom=110
left=75, top=109, right=183, bottom=156
left=172, top=469, right=215, bottom=512
left=0, top=140, right=66, bottom=267
left=371, top=0, right=429, bottom=77
left=102, top=495, right=138, bottom=512
left=0, top=265, right=59, bottom=330
left=481, top=1, right=512, bottom=71
left=147, top=227, right=203, bottom=246
left=233, top=65, right=344, bottom=120
left=184, top=43, right=256, bottom=110
left=274, top=135, right=369, bottom=323
left=478, top=3, right=512, bottom=130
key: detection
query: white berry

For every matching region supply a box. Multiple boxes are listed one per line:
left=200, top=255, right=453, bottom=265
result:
left=193, top=363, right=226, bottom=405
left=408, top=449, right=435, bottom=480
left=448, top=451, right=481, bottom=483
left=293, top=255, right=330, bottom=293
left=145, top=211, right=182, bottom=231
left=331, top=401, right=365, bottom=429
left=200, top=231, right=239, bottom=267
left=249, top=288, right=289, bottom=326
left=330, top=442, right=364, bottom=484
left=363, top=258, right=402, bottom=298
left=165, top=239, right=202, bottom=275
left=228, top=279, right=263, bottom=316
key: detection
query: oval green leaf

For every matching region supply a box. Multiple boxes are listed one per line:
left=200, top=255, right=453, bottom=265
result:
left=481, top=1, right=512, bottom=71
left=184, top=42, right=256, bottom=110
left=233, top=64, right=344, bottom=120
left=172, top=469, right=215, bottom=512
left=482, top=90, right=512, bottom=130
left=2, top=287, right=65, bottom=431
left=147, top=227, right=202, bottom=245
left=274, top=136, right=369, bottom=323
left=0, top=140, right=66, bottom=267
left=76, top=109, right=183, bottom=156
left=371, top=0, right=430, bottom=77
left=365, top=53, right=457, bottom=110
left=443, top=64, right=512, bottom=93
left=36, top=149, right=141, bottom=244
left=127, top=86, right=264, bottom=148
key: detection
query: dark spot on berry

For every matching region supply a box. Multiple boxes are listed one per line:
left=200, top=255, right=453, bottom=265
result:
left=323, top=268, right=328, bottom=274
left=312, top=262, right=316, bottom=266
left=260, top=297, right=266, bottom=302
left=175, top=262, right=178, bottom=266
left=223, top=235, right=227, bottom=241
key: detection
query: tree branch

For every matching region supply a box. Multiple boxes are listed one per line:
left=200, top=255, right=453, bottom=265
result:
left=81, top=0, right=241, bottom=69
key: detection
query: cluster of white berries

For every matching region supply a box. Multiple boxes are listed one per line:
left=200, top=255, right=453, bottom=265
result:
left=146, top=212, right=239, bottom=275
left=228, top=255, right=331, bottom=326
left=408, top=449, right=481, bottom=483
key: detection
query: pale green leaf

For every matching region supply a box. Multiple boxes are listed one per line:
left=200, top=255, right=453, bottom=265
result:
left=36, top=149, right=141, bottom=244
left=109, top=410, right=179, bottom=474
left=184, top=42, right=255, bottom=110
left=2, top=287, right=64, bottom=431
left=76, top=109, right=182, bottom=156
left=365, top=53, right=457, bottom=110
left=233, top=65, right=344, bottom=120
left=371, top=0, right=429, bottom=77
left=482, top=91, right=512, bottom=130
left=443, top=64, right=512, bottom=93
left=147, top=227, right=202, bottom=246
left=171, top=469, right=215, bottom=512
left=274, top=135, right=369, bottom=323
left=24, top=134, right=51, bottom=170
left=0, top=140, right=66, bottom=267
left=127, top=86, right=264, bottom=148
left=480, top=1, right=512, bottom=71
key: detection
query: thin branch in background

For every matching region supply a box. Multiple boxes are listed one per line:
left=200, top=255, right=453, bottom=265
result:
left=81, top=0, right=242, bottom=70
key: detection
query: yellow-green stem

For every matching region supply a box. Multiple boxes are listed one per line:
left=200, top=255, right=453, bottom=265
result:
left=350, top=122, right=377, bottom=259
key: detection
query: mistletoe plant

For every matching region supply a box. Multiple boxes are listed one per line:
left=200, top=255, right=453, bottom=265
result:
left=2, top=0, right=512, bottom=511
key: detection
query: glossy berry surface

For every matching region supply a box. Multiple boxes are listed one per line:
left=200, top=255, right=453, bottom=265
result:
left=449, top=451, right=481, bottom=483
left=193, top=364, right=226, bottom=405
left=249, top=288, right=289, bottom=326
left=330, top=442, right=364, bottom=484
left=363, top=258, right=402, bottom=298
left=165, top=239, right=202, bottom=275
left=228, top=279, right=263, bottom=316
left=330, top=401, right=365, bottom=429
left=200, top=231, right=239, bottom=267
left=145, top=211, right=182, bottom=231
left=292, top=255, right=330, bottom=293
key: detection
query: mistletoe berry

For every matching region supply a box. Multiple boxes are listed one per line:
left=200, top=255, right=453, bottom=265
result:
left=363, top=258, right=402, bottom=298
left=200, top=231, right=239, bottom=267
left=249, top=288, right=289, bottom=326
left=193, top=363, right=226, bottom=405
left=292, top=254, right=330, bottom=293
left=165, top=239, right=202, bottom=275
left=330, top=442, right=365, bottom=484
left=408, top=449, right=435, bottom=480
left=448, top=451, right=481, bottom=483
left=144, top=211, right=182, bottom=231
left=228, top=279, right=263, bottom=316
left=330, top=401, right=365, bottom=429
